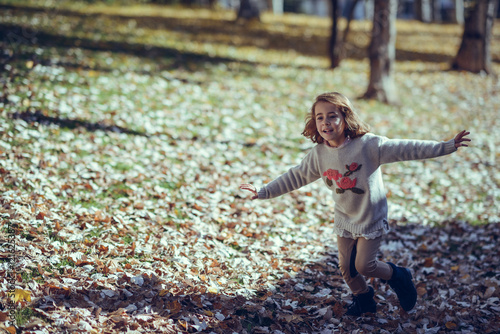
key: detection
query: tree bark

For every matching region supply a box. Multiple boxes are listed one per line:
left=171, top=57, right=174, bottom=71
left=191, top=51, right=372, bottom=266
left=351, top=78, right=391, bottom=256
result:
left=452, top=0, right=498, bottom=74
left=363, top=0, right=398, bottom=104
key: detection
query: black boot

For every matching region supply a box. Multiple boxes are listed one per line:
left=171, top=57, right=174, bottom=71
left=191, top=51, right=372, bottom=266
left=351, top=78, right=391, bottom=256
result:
left=384, top=262, right=417, bottom=312
left=345, top=286, right=377, bottom=316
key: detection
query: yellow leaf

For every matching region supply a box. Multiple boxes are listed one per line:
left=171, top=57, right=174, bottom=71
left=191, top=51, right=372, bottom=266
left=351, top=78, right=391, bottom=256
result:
left=26, top=60, right=34, bottom=69
left=159, top=289, right=169, bottom=297
left=451, top=265, right=459, bottom=271
left=14, top=289, right=31, bottom=302
left=208, top=286, right=218, bottom=294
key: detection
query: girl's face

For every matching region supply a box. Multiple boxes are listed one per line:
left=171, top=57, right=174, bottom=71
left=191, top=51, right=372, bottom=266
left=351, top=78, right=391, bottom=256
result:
left=315, top=101, right=346, bottom=147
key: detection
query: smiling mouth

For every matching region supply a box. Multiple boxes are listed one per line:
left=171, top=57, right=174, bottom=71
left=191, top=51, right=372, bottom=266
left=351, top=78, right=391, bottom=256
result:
left=323, top=129, right=333, bottom=134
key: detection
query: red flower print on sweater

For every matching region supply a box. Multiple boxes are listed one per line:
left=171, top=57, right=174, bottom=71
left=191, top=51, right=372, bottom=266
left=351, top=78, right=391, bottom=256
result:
left=337, top=176, right=357, bottom=190
left=324, top=162, right=365, bottom=194
left=323, top=169, right=342, bottom=181
left=348, top=163, right=359, bottom=172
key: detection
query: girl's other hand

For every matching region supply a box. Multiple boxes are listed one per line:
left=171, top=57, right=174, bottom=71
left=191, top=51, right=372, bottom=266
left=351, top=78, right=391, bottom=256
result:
left=239, top=184, right=258, bottom=200
left=454, top=130, right=471, bottom=149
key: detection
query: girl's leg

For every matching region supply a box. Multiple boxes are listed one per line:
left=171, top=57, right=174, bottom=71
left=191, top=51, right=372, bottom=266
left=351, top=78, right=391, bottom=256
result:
left=337, top=236, right=369, bottom=295
left=354, top=237, right=393, bottom=281
left=356, top=237, right=417, bottom=312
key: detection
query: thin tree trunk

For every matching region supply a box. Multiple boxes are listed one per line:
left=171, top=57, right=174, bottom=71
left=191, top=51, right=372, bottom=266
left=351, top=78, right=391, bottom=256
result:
left=452, top=0, right=498, bottom=74
left=432, top=0, right=442, bottom=22
left=237, top=0, right=261, bottom=20
left=329, top=0, right=340, bottom=68
left=272, top=0, right=283, bottom=14
left=363, top=0, right=398, bottom=104
left=341, top=0, right=361, bottom=48
left=330, top=0, right=360, bottom=69
left=414, top=0, right=432, bottom=22
left=453, top=0, right=465, bottom=24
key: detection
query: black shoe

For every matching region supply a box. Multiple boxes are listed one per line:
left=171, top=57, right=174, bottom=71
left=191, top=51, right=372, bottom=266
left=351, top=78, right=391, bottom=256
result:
left=345, top=286, right=377, bottom=316
left=384, top=262, right=417, bottom=312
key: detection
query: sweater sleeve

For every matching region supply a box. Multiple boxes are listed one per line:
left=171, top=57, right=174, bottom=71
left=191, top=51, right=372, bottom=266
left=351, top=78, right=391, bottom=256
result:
left=258, top=148, right=321, bottom=199
left=378, top=136, right=457, bottom=165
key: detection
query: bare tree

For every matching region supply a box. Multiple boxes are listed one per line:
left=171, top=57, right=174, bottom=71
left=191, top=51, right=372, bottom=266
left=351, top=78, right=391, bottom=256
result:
left=329, top=0, right=361, bottom=69
left=414, top=0, right=433, bottom=22
left=452, top=0, right=498, bottom=74
left=363, top=0, right=398, bottom=104
left=329, top=0, right=341, bottom=68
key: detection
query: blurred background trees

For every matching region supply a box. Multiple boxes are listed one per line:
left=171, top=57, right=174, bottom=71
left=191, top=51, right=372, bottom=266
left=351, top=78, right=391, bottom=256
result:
left=453, top=0, right=498, bottom=73
left=363, top=0, right=398, bottom=104
left=47, top=0, right=498, bottom=104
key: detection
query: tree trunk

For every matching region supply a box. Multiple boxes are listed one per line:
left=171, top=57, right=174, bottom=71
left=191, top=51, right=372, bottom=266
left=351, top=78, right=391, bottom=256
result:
left=329, top=0, right=340, bottom=68
left=414, top=0, right=432, bottom=22
left=363, top=0, right=398, bottom=104
left=453, top=0, right=465, bottom=24
left=237, top=0, right=261, bottom=20
left=271, top=0, right=283, bottom=14
left=432, top=0, right=442, bottom=22
left=452, top=0, right=498, bottom=74
left=330, top=0, right=360, bottom=69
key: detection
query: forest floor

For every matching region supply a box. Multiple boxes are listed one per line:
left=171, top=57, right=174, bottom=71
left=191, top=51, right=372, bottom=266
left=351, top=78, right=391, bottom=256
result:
left=0, top=1, right=499, bottom=333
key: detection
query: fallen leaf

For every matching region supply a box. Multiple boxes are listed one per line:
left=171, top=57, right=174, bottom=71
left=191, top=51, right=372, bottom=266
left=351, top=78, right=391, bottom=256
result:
left=14, top=289, right=31, bottom=302
left=446, top=321, right=457, bottom=329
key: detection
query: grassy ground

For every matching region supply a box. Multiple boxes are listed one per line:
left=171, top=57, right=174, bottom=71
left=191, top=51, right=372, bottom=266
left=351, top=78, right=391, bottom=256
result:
left=0, top=2, right=499, bottom=333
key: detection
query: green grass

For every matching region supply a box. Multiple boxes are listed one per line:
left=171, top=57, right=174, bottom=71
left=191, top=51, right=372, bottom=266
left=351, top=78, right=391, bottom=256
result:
left=13, top=307, right=38, bottom=327
left=122, top=234, right=133, bottom=244
left=21, top=267, right=44, bottom=283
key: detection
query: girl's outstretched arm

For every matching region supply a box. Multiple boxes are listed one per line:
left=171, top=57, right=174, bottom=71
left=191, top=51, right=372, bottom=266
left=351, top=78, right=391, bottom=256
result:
left=454, top=130, right=471, bottom=149
left=240, top=184, right=258, bottom=200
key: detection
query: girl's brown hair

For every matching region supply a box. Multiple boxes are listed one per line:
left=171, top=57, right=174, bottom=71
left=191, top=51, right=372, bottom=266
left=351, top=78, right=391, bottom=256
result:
left=302, top=92, right=370, bottom=144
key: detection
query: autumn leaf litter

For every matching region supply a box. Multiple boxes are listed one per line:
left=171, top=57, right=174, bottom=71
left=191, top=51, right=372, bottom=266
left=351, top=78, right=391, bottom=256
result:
left=1, top=4, right=500, bottom=334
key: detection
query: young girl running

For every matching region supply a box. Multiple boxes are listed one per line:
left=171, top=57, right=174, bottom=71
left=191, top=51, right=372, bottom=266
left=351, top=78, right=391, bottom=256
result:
left=240, top=92, right=470, bottom=316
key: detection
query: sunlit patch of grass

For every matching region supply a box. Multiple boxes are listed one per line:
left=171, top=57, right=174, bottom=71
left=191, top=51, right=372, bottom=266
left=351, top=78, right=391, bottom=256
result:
left=21, top=267, right=44, bottom=283
left=121, top=234, right=133, bottom=244
left=113, top=161, right=133, bottom=172
left=13, top=307, right=38, bottom=327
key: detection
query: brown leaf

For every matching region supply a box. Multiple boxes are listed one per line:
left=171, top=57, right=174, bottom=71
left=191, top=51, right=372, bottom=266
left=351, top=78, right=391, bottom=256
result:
left=0, top=312, right=8, bottom=321
left=445, top=322, right=457, bottom=329
left=5, top=326, right=16, bottom=334
left=37, top=263, right=45, bottom=276
left=417, top=286, right=427, bottom=296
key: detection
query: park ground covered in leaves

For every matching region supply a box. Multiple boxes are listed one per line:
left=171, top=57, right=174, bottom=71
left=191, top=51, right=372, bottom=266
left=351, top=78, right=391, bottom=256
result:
left=0, top=1, right=499, bottom=333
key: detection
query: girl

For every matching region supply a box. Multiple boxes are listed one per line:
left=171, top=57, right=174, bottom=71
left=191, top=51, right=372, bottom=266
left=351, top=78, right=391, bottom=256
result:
left=240, top=92, right=471, bottom=316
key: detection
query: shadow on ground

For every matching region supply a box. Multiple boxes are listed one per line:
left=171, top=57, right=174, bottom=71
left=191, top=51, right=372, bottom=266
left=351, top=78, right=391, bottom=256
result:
left=11, top=110, right=149, bottom=137
left=3, top=4, right=497, bottom=69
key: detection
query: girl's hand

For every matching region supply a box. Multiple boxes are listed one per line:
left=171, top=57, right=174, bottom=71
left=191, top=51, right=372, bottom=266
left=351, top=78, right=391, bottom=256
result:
left=239, top=184, right=258, bottom=200
left=454, top=130, right=471, bottom=149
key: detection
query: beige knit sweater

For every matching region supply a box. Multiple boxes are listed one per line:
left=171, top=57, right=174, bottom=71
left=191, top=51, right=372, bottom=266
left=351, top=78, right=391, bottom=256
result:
left=258, top=133, right=457, bottom=236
